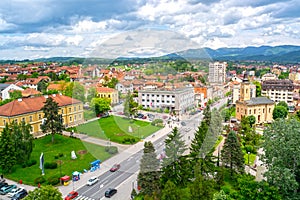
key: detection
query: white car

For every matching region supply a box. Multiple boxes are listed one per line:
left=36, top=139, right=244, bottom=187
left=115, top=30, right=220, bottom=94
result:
left=7, top=187, right=24, bottom=197
left=87, top=176, right=99, bottom=186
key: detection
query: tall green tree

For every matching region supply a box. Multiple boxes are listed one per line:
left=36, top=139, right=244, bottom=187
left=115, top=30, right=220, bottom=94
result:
left=252, top=81, right=261, bottom=97
left=123, top=91, right=138, bottom=118
left=41, top=97, right=64, bottom=143
left=87, top=87, right=96, bottom=102
left=90, top=97, right=111, bottom=115
left=24, top=185, right=62, bottom=200
left=10, top=121, right=33, bottom=164
left=221, top=131, right=245, bottom=177
left=272, top=105, right=288, bottom=120
left=64, top=82, right=85, bottom=102
left=138, top=141, right=160, bottom=197
left=277, top=101, right=288, bottom=110
left=161, top=127, right=187, bottom=186
left=161, top=180, right=180, bottom=200
left=262, top=118, right=300, bottom=199
left=37, top=80, right=48, bottom=93
left=0, top=124, right=16, bottom=173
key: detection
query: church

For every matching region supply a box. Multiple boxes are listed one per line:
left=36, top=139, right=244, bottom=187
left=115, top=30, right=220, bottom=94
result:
left=235, top=75, right=275, bottom=124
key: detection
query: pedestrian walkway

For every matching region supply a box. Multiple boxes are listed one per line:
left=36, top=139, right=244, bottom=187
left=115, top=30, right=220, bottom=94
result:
left=74, top=195, right=95, bottom=200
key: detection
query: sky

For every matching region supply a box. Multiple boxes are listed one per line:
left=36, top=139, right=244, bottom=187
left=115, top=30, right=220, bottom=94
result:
left=0, top=0, right=300, bottom=60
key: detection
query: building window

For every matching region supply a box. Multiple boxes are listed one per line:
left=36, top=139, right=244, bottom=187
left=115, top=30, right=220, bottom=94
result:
left=38, top=114, right=42, bottom=120
left=79, top=114, right=81, bottom=119
left=69, top=116, right=72, bottom=122
left=74, top=106, right=76, bottom=111
left=78, top=105, right=81, bottom=110
left=3, top=120, right=6, bottom=125
left=237, top=108, right=239, bottom=112
left=22, top=118, right=25, bottom=122
left=29, top=116, right=33, bottom=122
left=254, top=109, right=256, bottom=114
left=62, top=109, right=64, bottom=114
left=263, top=109, right=265, bottom=113
left=74, top=115, right=77, bottom=121
left=249, top=110, right=251, bottom=114
left=269, top=108, right=271, bottom=113
left=69, top=108, right=71, bottom=112
left=14, top=119, right=18, bottom=123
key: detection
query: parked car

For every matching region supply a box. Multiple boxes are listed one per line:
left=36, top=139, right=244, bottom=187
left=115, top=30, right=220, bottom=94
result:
left=11, top=189, right=27, bottom=200
left=87, top=176, right=99, bottom=186
left=109, top=164, right=120, bottom=172
left=0, top=182, right=7, bottom=190
left=105, top=188, right=117, bottom=198
left=142, top=115, right=147, bottom=119
left=136, top=113, right=144, bottom=118
left=7, top=187, right=24, bottom=197
left=64, top=191, right=78, bottom=200
left=0, top=184, right=16, bottom=195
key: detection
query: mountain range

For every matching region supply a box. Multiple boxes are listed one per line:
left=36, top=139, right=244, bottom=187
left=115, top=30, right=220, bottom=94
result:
left=1, top=45, right=300, bottom=64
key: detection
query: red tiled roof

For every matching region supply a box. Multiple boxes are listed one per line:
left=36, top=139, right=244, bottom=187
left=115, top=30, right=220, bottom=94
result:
left=0, top=95, right=81, bottom=117
left=96, top=87, right=116, bottom=93
left=21, top=88, right=42, bottom=97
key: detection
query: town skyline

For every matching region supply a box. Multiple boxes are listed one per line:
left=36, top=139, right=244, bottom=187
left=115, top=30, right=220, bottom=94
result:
left=0, top=0, right=299, bottom=60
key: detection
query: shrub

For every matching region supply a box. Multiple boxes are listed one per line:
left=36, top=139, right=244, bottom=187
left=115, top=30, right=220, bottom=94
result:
left=44, top=162, right=58, bottom=169
left=34, top=176, right=46, bottom=184
left=244, top=145, right=255, bottom=154
left=151, top=119, right=163, bottom=126
left=47, top=175, right=60, bottom=185
left=54, top=155, right=59, bottom=159
left=26, top=160, right=37, bottom=167
left=105, top=146, right=118, bottom=154
left=59, top=153, right=64, bottom=157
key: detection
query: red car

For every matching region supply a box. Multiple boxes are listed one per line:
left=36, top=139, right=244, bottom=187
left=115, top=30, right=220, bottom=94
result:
left=65, top=191, right=78, bottom=200
left=110, top=164, right=120, bottom=172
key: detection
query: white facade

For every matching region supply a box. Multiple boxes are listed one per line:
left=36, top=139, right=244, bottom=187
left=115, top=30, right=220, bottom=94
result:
left=232, top=83, right=256, bottom=104
left=138, top=87, right=195, bottom=115
left=208, top=62, right=227, bottom=84
left=115, top=82, right=133, bottom=94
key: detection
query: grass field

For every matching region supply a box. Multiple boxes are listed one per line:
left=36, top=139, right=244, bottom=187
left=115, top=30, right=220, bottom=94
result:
left=75, top=115, right=161, bottom=144
left=4, top=134, right=112, bottom=186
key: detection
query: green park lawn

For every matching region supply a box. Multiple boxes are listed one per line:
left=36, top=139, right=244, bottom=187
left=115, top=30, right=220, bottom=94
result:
left=5, top=134, right=112, bottom=186
left=74, top=115, right=161, bottom=144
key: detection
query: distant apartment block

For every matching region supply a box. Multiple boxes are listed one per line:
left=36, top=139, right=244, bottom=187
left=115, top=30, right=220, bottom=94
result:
left=208, top=62, right=227, bottom=84
left=261, top=79, right=294, bottom=106
left=138, top=87, right=195, bottom=115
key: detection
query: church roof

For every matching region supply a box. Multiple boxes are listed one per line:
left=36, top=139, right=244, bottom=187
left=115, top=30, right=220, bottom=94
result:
left=244, top=97, right=274, bottom=105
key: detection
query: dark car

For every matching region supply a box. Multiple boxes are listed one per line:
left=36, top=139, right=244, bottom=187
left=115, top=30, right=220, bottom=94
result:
left=105, top=188, right=117, bottom=198
left=64, top=191, right=78, bottom=200
left=0, top=182, right=7, bottom=189
left=11, top=189, right=27, bottom=200
left=110, top=164, right=120, bottom=172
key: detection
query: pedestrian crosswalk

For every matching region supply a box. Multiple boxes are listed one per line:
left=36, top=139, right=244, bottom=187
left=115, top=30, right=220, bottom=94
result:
left=74, top=195, right=95, bottom=200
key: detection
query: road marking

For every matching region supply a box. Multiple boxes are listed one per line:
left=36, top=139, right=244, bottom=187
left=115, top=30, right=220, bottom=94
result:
left=100, top=184, right=104, bottom=188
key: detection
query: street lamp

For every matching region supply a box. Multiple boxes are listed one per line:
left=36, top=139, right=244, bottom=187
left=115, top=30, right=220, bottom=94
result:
left=248, top=152, right=250, bottom=166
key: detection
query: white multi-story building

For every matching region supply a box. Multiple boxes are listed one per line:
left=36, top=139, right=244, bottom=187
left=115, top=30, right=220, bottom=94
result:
left=261, top=79, right=294, bottom=106
left=138, top=87, right=195, bottom=115
left=208, top=62, right=227, bottom=84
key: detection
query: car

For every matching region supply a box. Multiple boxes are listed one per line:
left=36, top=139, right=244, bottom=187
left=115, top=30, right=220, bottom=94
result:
left=7, top=187, right=24, bottom=197
left=105, top=188, right=117, bottom=198
left=0, top=182, right=7, bottom=189
left=109, top=164, right=120, bottom=172
left=142, top=115, right=147, bottom=119
left=11, top=189, right=27, bottom=200
left=0, top=184, right=16, bottom=195
left=181, top=121, right=186, bottom=126
left=87, top=176, right=99, bottom=186
left=64, top=191, right=78, bottom=200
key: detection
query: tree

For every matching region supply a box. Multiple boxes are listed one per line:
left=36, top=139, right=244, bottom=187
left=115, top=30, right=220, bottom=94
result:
left=161, top=180, right=180, bottom=200
left=10, top=121, right=33, bottom=164
left=262, top=118, right=300, bottom=199
left=37, top=80, right=48, bottom=93
left=9, top=90, right=22, bottom=99
left=221, top=131, right=245, bottom=177
left=107, top=77, right=119, bottom=89
left=138, top=141, right=160, bottom=196
left=277, top=101, right=288, bottom=110
left=161, top=127, right=187, bottom=186
left=246, top=115, right=256, bottom=128
left=272, top=105, right=288, bottom=120
left=252, top=81, right=261, bottom=97
left=213, top=190, right=230, bottom=200
left=90, top=98, right=111, bottom=115
left=87, top=87, right=96, bottom=102
left=41, top=97, right=64, bottom=143
left=24, top=185, right=62, bottom=200
left=0, top=124, right=16, bottom=173
left=64, top=82, right=85, bottom=102
left=123, top=91, right=138, bottom=118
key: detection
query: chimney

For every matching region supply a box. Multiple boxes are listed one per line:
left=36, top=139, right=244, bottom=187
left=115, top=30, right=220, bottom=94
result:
left=17, top=98, right=22, bottom=102
left=44, top=95, right=48, bottom=99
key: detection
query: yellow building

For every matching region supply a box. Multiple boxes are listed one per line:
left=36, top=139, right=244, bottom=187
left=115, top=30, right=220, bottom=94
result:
left=96, top=87, right=119, bottom=105
left=0, top=94, right=84, bottom=136
left=236, top=76, right=275, bottom=124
